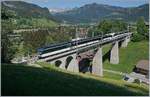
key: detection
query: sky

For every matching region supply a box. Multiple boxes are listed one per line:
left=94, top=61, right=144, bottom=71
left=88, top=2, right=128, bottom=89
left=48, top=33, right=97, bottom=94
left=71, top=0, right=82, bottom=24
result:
left=24, top=0, right=149, bottom=9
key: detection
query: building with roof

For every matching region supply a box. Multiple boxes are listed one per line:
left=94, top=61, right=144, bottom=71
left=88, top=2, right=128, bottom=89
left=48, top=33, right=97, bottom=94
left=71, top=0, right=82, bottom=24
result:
left=135, top=60, right=149, bottom=78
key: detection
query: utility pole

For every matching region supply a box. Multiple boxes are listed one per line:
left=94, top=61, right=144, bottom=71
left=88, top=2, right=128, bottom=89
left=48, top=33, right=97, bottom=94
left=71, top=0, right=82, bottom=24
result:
left=100, top=31, right=103, bottom=46
left=75, top=25, right=79, bottom=54
left=127, top=24, right=130, bottom=32
left=92, top=28, right=94, bottom=38
left=101, top=31, right=103, bottom=45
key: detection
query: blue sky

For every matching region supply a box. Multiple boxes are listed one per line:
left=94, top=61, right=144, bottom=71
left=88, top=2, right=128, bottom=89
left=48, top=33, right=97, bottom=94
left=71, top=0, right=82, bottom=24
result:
left=25, top=0, right=149, bottom=9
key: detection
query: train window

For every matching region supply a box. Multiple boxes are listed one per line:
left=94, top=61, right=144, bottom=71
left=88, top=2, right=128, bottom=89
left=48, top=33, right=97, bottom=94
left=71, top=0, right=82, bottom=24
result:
left=41, top=43, right=71, bottom=54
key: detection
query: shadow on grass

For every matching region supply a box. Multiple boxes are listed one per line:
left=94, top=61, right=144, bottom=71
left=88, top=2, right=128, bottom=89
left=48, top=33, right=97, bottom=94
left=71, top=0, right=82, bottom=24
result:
left=103, top=50, right=110, bottom=62
left=1, top=64, right=149, bottom=96
left=119, top=41, right=122, bottom=48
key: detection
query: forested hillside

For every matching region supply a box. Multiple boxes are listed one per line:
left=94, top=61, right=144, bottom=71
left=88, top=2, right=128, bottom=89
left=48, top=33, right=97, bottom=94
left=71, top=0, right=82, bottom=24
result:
left=54, top=3, right=149, bottom=23
left=2, top=1, right=58, bottom=29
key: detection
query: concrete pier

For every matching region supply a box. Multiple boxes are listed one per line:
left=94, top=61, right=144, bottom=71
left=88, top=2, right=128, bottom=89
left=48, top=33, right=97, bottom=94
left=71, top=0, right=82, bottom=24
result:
left=50, top=61, right=55, bottom=65
left=121, top=37, right=128, bottom=47
left=121, top=36, right=131, bottom=47
left=59, top=57, right=67, bottom=69
left=49, top=57, right=66, bottom=69
left=110, top=41, right=119, bottom=64
left=67, top=54, right=79, bottom=72
left=92, top=47, right=103, bottom=76
left=127, top=36, right=131, bottom=43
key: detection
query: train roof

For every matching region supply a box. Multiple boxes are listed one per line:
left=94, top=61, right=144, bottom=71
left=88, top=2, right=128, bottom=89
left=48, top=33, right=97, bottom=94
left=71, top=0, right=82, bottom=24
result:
left=37, top=41, right=71, bottom=52
left=37, top=31, right=127, bottom=52
left=37, top=34, right=106, bottom=52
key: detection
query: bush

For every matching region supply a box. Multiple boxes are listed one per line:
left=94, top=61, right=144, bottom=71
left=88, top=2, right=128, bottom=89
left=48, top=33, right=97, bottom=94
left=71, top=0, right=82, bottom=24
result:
left=134, top=79, right=141, bottom=84
left=131, top=33, right=145, bottom=42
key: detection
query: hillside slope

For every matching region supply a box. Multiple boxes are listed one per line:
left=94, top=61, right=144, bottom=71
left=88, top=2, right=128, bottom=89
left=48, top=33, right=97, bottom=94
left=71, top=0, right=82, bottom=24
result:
left=2, top=1, right=53, bottom=19
left=1, top=1, right=58, bottom=28
left=2, top=64, right=149, bottom=96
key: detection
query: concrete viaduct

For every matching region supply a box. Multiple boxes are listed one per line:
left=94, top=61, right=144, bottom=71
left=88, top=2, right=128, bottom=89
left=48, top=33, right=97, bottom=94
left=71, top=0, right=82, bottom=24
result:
left=38, top=32, right=132, bottom=77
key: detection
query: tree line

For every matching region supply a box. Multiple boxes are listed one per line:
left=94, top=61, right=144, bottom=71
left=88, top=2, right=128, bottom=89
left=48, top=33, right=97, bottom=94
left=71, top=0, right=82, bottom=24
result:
left=88, top=20, right=127, bottom=37
left=87, top=18, right=149, bottom=42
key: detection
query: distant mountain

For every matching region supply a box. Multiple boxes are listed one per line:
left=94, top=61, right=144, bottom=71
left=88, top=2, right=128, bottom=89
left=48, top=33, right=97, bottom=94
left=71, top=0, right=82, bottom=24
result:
left=54, top=3, right=149, bottom=23
left=2, top=1, right=55, bottom=20
left=49, top=8, right=71, bottom=14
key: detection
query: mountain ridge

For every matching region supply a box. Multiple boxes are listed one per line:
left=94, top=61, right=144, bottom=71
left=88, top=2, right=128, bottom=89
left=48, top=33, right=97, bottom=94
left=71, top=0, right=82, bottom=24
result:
left=2, top=1, right=55, bottom=20
left=54, top=3, right=149, bottom=23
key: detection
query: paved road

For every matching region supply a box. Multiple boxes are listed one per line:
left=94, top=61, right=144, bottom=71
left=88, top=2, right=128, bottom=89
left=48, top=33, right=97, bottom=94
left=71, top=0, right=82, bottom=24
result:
left=104, top=69, right=149, bottom=84
left=104, top=69, right=126, bottom=76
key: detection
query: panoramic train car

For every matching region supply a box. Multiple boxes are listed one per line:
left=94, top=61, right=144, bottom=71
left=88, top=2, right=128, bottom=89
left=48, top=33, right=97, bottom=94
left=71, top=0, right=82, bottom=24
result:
left=37, top=33, right=121, bottom=59
left=37, top=42, right=72, bottom=54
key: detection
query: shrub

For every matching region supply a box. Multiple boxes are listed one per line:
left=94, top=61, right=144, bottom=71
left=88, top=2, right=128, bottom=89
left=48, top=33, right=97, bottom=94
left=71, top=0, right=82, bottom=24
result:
left=131, top=33, right=145, bottom=42
left=134, top=79, right=141, bottom=84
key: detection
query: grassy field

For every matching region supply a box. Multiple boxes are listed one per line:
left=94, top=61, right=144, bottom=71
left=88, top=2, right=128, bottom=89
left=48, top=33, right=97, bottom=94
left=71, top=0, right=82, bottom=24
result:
left=1, top=64, right=149, bottom=96
left=2, top=41, right=149, bottom=96
left=103, top=71, right=123, bottom=80
left=103, top=41, right=149, bottom=73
